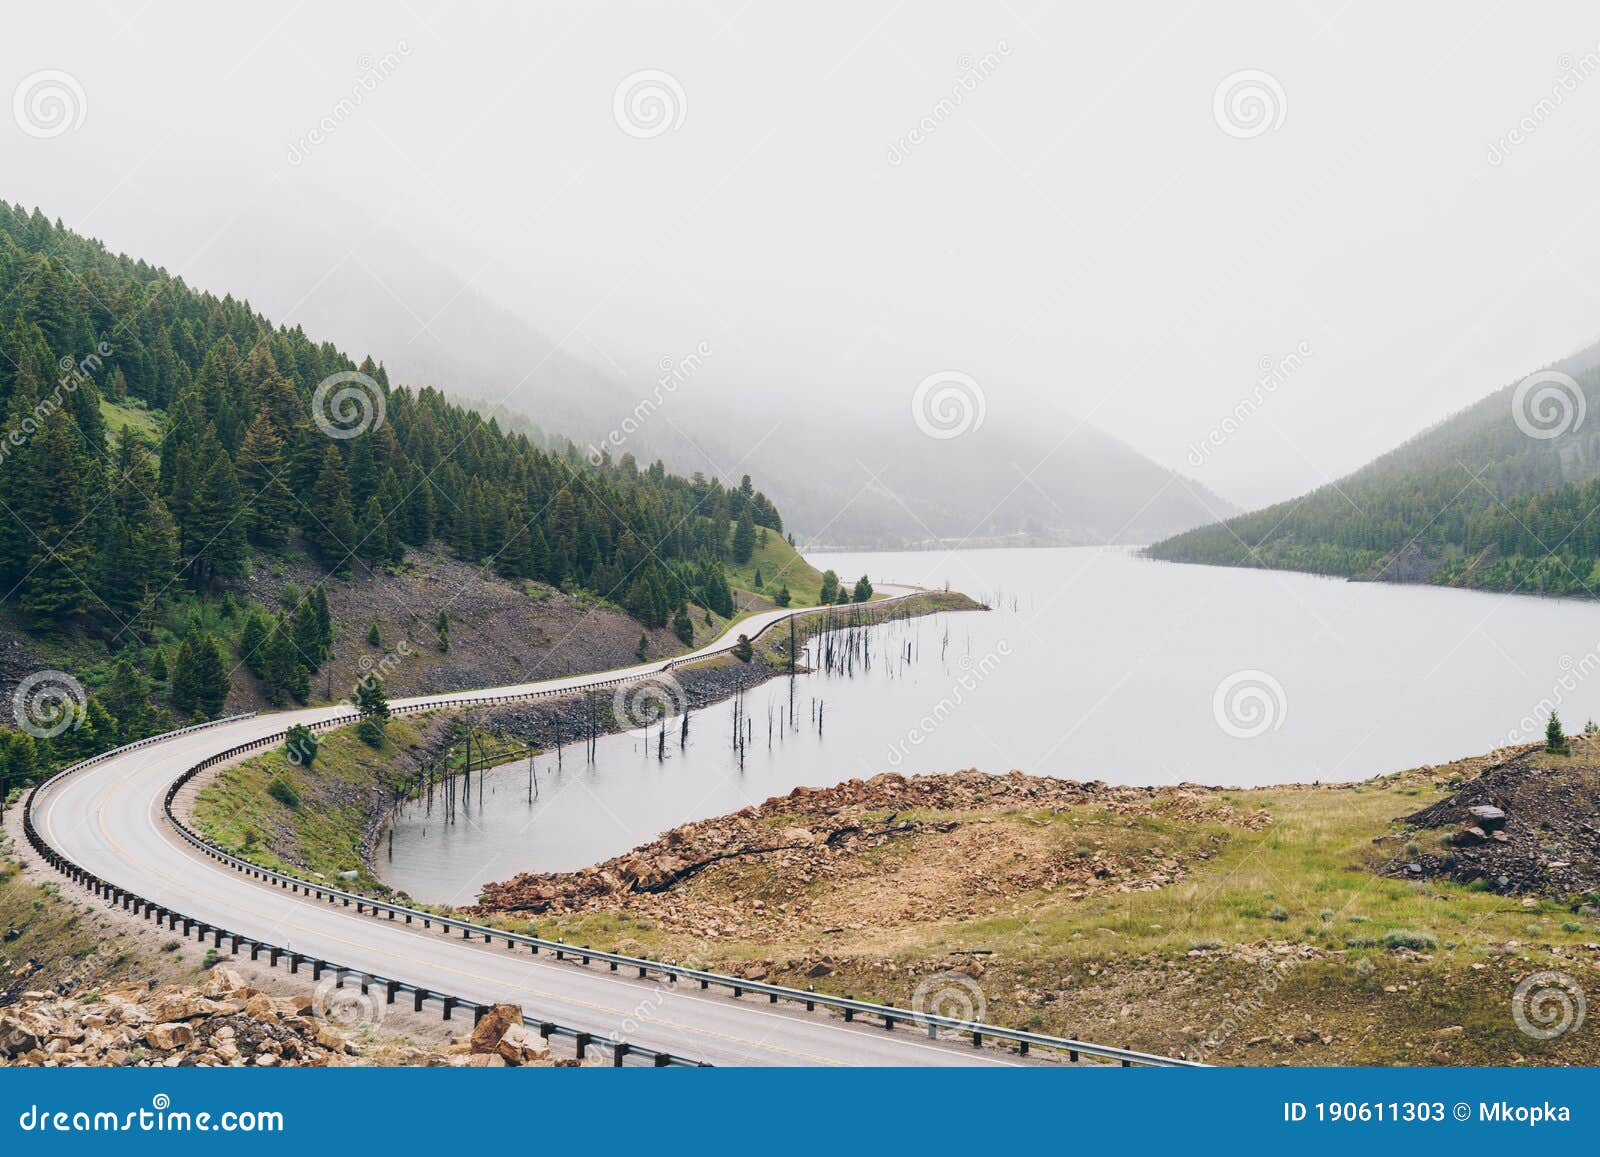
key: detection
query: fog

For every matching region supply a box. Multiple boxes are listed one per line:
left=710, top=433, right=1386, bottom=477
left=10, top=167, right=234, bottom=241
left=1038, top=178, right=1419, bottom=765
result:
left=6, top=1, right=1600, bottom=526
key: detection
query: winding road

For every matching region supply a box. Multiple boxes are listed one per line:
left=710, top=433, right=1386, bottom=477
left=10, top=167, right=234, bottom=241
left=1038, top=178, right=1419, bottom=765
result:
left=24, top=590, right=1177, bottom=1067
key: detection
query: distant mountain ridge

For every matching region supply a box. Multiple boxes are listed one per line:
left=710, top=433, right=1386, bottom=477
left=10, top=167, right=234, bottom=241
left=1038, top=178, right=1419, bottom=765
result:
left=173, top=202, right=1232, bottom=549
left=1148, top=335, right=1600, bottom=595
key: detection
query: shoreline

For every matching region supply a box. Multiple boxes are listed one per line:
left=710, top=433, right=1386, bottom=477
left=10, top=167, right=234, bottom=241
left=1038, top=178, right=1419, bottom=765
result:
left=183, top=589, right=985, bottom=901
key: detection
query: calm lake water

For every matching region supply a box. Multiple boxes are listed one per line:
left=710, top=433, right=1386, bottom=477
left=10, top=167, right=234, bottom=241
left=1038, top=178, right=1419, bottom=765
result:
left=382, top=546, right=1600, bottom=903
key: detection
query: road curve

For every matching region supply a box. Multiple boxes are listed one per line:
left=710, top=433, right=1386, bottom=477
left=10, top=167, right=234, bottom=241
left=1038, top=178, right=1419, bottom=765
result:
left=30, top=589, right=1054, bottom=1066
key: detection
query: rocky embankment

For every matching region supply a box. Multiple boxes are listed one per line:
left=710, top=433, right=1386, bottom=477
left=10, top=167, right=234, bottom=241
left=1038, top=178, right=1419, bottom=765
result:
left=472, top=769, right=1269, bottom=926
left=1390, top=746, right=1600, bottom=897
left=0, top=966, right=569, bottom=1068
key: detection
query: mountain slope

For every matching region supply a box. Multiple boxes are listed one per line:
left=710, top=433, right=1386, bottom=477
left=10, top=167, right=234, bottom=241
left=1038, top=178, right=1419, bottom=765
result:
left=171, top=202, right=1230, bottom=549
left=1148, top=337, right=1600, bottom=594
left=0, top=201, right=787, bottom=796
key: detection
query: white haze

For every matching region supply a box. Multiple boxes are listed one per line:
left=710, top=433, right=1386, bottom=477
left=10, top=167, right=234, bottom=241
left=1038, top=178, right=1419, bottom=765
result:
left=6, top=1, right=1600, bottom=513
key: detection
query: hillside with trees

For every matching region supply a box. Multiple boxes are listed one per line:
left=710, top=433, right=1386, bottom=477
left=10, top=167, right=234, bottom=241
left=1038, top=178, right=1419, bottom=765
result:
left=0, top=202, right=783, bottom=796
left=1147, top=338, right=1600, bottom=596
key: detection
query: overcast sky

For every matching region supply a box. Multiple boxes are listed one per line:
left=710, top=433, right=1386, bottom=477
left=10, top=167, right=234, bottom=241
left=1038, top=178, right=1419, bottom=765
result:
left=7, top=1, right=1600, bottom=507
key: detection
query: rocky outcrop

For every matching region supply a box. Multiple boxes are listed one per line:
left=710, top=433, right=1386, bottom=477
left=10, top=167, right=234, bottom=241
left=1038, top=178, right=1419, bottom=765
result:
left=472, top=768, right=1268, bottom=918
left=1390, top=745, right=1600, bottom=896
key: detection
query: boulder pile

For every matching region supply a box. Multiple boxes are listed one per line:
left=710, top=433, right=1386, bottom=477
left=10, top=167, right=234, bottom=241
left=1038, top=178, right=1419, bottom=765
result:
left=1393, top=750, right=1600, bottom=896
left=0, top=968, right=583, bottom=1068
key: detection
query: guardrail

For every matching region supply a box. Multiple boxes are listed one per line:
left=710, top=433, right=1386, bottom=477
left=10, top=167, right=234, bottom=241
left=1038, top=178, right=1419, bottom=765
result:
left=162, top=706, right=1198, bottom=1065
left=27, top=595, right=1201, bottom=1068
left=20, top=718, right=705, bottom=1068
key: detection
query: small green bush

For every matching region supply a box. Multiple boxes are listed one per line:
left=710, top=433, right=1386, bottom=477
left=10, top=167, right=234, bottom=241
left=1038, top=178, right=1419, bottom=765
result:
left=267, top=775, right=300, bottom=809
left=1382, top=929, right=1437, bottom=951
left=356, top=719, right=385, bottom=748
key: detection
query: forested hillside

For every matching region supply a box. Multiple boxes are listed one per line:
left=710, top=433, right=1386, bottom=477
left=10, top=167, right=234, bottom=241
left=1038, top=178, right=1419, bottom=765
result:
left=0, top=202, right=782, bottom=793
left=1147, top=340, right=1600, bottom=596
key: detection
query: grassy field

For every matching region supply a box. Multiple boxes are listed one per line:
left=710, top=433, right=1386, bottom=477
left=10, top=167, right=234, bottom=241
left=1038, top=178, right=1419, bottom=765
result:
left=725, top=526, right=832, bottom=608
left=516, top=747, right=1600, bottom=1065
left=99, top=397, right=163, bottom=442
left=192, top=717, right=432, bottom=894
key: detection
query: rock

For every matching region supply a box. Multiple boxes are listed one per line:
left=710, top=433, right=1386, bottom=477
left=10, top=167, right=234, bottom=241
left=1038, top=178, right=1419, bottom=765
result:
left=468, top=1003, right=525, bottom=1054
left=1466, top=804, right=1506, bottom=830
left=1433, top=1025, right=1464, bottom=1037
left=144, top=1022, right=195, bottom=1050
left=495, top=1023, right=551, bottom=1066
left=0, top=1016, right=41, bottom=1057
left=201, top=969, right=248, bottom=998
left=806, top=961, right=834, bottom=978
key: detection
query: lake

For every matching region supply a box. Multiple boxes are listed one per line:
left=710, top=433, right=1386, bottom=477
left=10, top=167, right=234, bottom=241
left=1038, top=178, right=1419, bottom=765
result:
left=381, top=546, right=1600, bottom=903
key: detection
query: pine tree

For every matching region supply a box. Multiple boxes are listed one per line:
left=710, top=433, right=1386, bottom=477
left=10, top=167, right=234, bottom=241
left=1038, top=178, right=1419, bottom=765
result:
left=103, top=660, right=150, bottom=741
left=731, top=507, right=756, bottom=564
left=185, top=435, right=247, bottom=588
left=17, top=413, right=95, bottom=622
left=183, top=633, right=230, bottom=718
left=306, top=443, right=357, bottom=573
left=236, top=407, right=294, bottom=548
left=354, top=673, right=390, bottom=719
left=239, top=609, right=270, bottom=677
left=672, top=604, right=694, bottom=646
left=853, top=574, right=873, bottom=603
left=1546, top=712, right=1570, bottom=755
left=818, top=569, right=840, bottom=605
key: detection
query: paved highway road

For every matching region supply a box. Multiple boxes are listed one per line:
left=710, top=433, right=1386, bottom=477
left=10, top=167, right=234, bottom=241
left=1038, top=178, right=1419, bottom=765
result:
left=31, top=591, right=1045, bottom=1066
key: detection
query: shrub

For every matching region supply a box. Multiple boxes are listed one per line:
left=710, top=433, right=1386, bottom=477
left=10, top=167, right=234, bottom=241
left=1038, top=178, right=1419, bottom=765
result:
left=1267, top=905, right=1290, bottom=922
left=267, top=775, right=300, bottom=809
left=1382, top=929, right=1437, bottom=951
left=283, top=724, right=317, bottom=768
left=356, top=719, right=385, bottom=748
left=1561, top=921, right=1583, bottom=933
